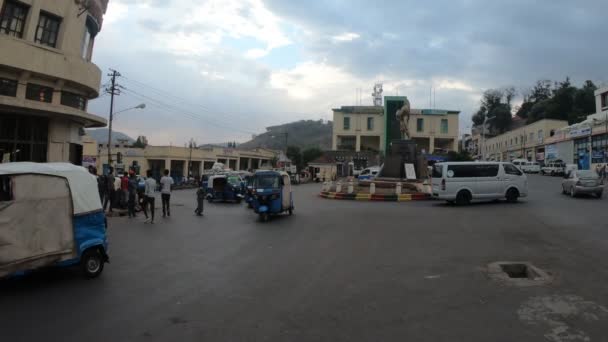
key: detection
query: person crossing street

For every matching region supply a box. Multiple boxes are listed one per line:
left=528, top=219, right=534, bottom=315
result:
left=142, top=170, right=157, bottom=224
left=160, top=169, right=174, bottom=218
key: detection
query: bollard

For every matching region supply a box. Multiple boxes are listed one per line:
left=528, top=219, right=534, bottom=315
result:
left=395, top=182, right=402, bottom=195
left=336, top=181, right=342, bottom=193
left=347, top=179, right=354, bottom=194
left=370, top=182, right=376, bottom=195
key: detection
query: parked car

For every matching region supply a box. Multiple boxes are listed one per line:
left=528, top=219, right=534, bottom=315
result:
left=431, top=161, right=528, bottom=205
left=358, top=166, right=380, bottom=180
left=521, top=161, right=541, bottom=173
left=561, top=170, right=603, bottom=198
left=541, top=162, right=565, bottom=176
left=512, top=159, right=528, bottom=170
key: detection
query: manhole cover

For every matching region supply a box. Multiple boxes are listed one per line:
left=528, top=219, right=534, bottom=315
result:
left=487, top=261, right=553, bottom=286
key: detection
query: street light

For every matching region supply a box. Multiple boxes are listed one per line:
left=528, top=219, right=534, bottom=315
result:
left=107, top=103, right=146, bottom=167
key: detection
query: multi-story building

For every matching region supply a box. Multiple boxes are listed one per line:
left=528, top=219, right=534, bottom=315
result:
left=332, top=106, right=384, bottom=152
left=0, top=0, right=108, bottom=164
left=482, top=119, right=568, bottom=162
left=331, top=104, right=460, bottom=154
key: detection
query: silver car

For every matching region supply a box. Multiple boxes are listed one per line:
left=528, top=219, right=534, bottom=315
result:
left=561, top=170, right=603, bottom=198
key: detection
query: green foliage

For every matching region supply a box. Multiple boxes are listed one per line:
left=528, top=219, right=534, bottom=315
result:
left=517, top=78, right=597, bottom=125
left=132, top=136, right=147, bottom=148
left=286, top=146, right=302, bottom=170
left=302, top=147, right=323, bottom=166
left=473, top=88, right=514, bottom=133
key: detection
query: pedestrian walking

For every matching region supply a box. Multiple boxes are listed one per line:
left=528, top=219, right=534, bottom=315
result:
left=142, top=169, right=157, bottom=224
left=160, top=169, right=174, bottom=217
left=127, top=170, right=138, bottom=218
left=103, top=167, right=115, bottom=213
left=195, top=185, right=205, bottom=216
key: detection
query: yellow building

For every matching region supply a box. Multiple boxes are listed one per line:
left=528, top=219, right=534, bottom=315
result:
left=0, top=0, right=108, bottom=163
left=483, top=119, right=568, bottom=162
left=331, top=105, right=460, bottom=154
left=332, top=106, right=384, bottom=152
left=83, top=138, right=277, bottom=179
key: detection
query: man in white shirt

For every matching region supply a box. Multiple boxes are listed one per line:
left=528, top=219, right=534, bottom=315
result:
left=160, top=169, right=174, bottom=217
left=143, top=170, right=157, bottom=223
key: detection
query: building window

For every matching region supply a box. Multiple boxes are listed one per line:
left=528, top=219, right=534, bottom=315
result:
left=343, top=117, right=350, bottom=130
left=35, top=11, right=61, bottom=48
left=440, top=119, right=448, bottom=134
left=25, top=83, right=53, bottom=103
left=417, top=118, right=424, bottom=132
left=538, top=130, right=544, bottom=143
left=0, top=115, right=48, bottom=162
left=81, top=16, right=98, bottom=60
left=367, top=117, right=374, bottom=131
left=61, top=91, right=87, bottom=110
left=602, top=92, right=608, bottom=109
left=515, top=137, right=518, bottom=145
left=0, top=78, right=18, bottom=97
left=0, top=0, right=29, bottom=38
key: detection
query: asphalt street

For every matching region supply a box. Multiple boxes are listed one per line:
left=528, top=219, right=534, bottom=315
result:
left=2, top=174, right=608, bottom=342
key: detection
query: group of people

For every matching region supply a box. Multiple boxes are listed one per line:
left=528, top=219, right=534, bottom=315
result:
left=89, top=166, right=175, bottom=224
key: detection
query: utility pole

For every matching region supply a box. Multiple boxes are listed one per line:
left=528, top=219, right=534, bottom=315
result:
left=188, top=138, right=194, bottom=178
left=106, top=69, right=121, bottom=170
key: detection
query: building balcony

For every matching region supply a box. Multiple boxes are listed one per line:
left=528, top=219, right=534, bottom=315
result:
left=0, top=35, right=102, bottom=97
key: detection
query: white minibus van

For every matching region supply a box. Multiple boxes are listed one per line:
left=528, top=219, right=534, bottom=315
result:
left=431, top=162, right=528, bottom=205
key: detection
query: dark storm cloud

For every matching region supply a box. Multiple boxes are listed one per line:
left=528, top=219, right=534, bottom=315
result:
left=266, top=0, right=608, bottom=88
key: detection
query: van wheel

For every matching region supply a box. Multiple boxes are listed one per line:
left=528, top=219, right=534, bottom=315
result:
left=455, top=190, right=471, bottom=206
left=81, top=248, right=104, bottom=279
left=506, top=188, right=519, bottom=203
left=550, top=171, right=555, bottom=176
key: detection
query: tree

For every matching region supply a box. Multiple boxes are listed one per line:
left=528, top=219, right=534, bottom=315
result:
left=472, top=89, right=513, bottom=133
left=286, top=146, right=302, bottom=170
left=132, top=136, right=148, bottom=148
left=302, top=147, right=323, bottom=166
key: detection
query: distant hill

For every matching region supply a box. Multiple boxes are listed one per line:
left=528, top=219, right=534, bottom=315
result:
left=239, top=120, right=332, bottom=150
left=87, top=128, right=135, bottom=145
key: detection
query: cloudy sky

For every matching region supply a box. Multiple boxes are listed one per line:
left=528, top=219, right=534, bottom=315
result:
left=88, top=0, right=608, bottom=145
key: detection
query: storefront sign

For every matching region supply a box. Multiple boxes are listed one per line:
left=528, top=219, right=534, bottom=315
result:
left=568, top=126, right=591, bottom=139
left=82, top=156, right=96, bottom=168
left=545, top=144, right=558, bottom=160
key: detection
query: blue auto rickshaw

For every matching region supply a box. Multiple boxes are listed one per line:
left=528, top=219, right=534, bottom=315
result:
left=0, top=162, right=109, bottom=279
left=251, top=170, right=294, bottom=222
left=206, top=174, right=244, bottom=203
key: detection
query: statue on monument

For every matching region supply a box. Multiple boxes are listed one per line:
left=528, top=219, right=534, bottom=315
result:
left=395, top=98, right=411, bottom=139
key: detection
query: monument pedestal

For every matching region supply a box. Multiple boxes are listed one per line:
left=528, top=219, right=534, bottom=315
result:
left=378, top=140, right=418, bottom=179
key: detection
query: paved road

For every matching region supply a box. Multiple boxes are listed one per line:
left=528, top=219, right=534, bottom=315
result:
left=2, top=175, right=608, bottom=341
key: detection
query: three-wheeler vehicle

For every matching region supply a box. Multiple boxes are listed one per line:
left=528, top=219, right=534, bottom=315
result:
left=251, top=170, right=294, bottom=222
left=0, top=162, right=109, bottom=279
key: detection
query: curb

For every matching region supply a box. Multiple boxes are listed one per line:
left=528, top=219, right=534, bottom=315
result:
left=319, top=191, right=430, bottom=201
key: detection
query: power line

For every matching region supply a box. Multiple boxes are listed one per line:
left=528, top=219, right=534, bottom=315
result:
left=119, top=87, right=257, bottom=135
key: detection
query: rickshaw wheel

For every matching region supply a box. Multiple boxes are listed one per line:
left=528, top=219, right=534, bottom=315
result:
left=260, top=213, right=269, bottom=222
left=81, top=248, right=104, bottom=278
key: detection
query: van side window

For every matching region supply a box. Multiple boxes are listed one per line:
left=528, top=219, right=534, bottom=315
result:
left=476, top=165, right=499, bottom=177
left=504, top=164, right=523, bottom=176
left=447, top=165, right=476, bottom=177
left=0, top=176, right=13, bottom=201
